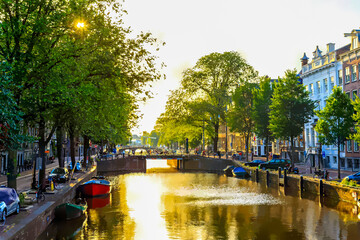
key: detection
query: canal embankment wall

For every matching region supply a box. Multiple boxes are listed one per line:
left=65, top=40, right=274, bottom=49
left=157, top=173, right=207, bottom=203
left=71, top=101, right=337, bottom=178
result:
left=4, top=166, right=97, bottom=240
left=244, top=165, right=360, bottom=205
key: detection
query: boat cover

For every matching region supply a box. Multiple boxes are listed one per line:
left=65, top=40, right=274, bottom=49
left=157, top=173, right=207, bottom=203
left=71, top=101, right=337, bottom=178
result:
left=0, top=188, right=17, bottom=205
left=83, top=179, right=110, bottom=186
left=233, top=167, right=246, bottom=173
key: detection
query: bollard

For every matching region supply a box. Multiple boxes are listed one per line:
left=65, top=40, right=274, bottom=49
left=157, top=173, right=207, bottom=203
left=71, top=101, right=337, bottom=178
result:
left=255, top=168, right=259, bottom=183
left=300, top=175, right=304, bottom=192
left=50, top=180, right=54, bottom=191
left=266, top=170, right=270, bottom=187
left=284, top=168, right=287, bottom=187
left=278, top=167, right=282, bottom=179
left=319, top=179, right=324, bottom=197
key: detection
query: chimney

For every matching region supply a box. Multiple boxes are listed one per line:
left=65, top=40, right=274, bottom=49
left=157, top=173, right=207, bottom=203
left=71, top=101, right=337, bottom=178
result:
left=327, top=43, right=335, bottom=53
left=301, top=53, right=309, bottom=66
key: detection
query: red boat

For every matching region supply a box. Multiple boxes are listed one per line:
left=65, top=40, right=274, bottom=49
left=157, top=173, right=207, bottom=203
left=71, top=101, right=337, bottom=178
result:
left=81, top=178, right=111, bottom=197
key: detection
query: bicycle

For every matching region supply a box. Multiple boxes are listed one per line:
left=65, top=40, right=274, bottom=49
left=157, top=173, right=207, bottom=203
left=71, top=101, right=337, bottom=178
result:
left=36, top=184, right=45, bottom=203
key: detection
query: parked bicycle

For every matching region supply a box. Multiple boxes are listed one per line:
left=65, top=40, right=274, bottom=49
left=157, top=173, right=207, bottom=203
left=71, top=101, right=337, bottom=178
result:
left=36, top=184, right=45, bottom=203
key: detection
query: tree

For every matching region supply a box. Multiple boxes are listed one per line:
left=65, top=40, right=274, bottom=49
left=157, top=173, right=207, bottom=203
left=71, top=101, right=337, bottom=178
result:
left=180, top=51, right=257, bottom=153
left=0, top=0, right=163, bottom=188
left=252, top=76, right=274, bottom=161
left=228, top=81, right=258, bottom=161
left=269, top=70, right=315, bottom=169
left=316, top=87, right=354, bottom=179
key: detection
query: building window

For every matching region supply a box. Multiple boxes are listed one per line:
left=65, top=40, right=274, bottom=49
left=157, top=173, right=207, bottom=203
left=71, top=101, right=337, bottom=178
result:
left=353, top=38, right=358, bottom=49
left=311, top=128, right=315, bottom=147
left=316, top=81, right=321, bottom=93
left=330, top=76, right=334, bottom=90
left=309, top=83, right=313, bottom=95
left=355, top=141, right=359, bottom=152
left=355, top=159, right=360, bottom=169
left=316, top=101, right=320, bottom=111
left=323, top=78, right=328, bottom=92
left=306, top=129, right=310, bottom=147
left=345, top=67, right=350, bottom=84
left=333, top=156, right=337, bottom=164
left=347, top=140, right=352, bottom=152
left=353, top=90, right=358, bottom=101
left=341, top=158, right=345, bottom=168
left=338, top=70, right=343, bottom=85
left=340, top=143, right=345, bottom=151
left=346, top=92, right=350, bottom=99
left=352, top=65, right=357, bottom=82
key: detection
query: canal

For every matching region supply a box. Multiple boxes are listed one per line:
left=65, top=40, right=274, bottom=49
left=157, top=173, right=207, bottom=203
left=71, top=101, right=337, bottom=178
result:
left=39, top=160, right=360, bottom=240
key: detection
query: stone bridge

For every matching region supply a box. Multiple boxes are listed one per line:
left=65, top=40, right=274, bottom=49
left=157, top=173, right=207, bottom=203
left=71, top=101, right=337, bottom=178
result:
left=97, top=155, right=235, bottom=174
left=118, top=146, right=165, bottom=153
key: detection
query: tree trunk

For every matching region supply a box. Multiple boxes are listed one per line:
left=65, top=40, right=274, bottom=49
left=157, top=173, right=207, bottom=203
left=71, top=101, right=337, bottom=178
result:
left=7, top=150, right=17, bottom=190
left=83, top=135, right=89, bottom=168
left=291, top=136, right=295, bottom=169
left=38, top=117, right=46, bottom=190
left=213, top=122, right=219, bottom=153
left=69, top=126, right=75, bottom=170
left=245, top=134, right=249, bottom=162
left=338, top=140, right=341, bottom=180
left=56, top=126, right=64, bottom=167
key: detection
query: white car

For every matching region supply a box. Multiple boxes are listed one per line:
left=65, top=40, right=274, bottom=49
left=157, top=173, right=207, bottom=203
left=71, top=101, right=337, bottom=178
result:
left=0, top=187, right=20, bottom=221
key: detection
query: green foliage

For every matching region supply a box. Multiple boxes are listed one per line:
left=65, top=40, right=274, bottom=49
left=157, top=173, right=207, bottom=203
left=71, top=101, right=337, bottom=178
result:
left=269, top=69, right=315, bottom=166
left=228, top=81, right=258, bottom=159
left=0, top=63, right=28, bottom=150
left=252, top=76, right=274, bottom=140
left=315, top=87, right=354, bottom=146
left=340, top=178, right=360, bottom=187
left=179, top=51, right=257, bottom=152
left=270, top=70, right=315, bottom=140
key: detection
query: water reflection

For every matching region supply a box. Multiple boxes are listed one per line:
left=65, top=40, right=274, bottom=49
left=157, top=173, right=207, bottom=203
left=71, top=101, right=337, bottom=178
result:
left=39, top=173, right=360, bottom=240
left=86, top=194, right=111, bottom=209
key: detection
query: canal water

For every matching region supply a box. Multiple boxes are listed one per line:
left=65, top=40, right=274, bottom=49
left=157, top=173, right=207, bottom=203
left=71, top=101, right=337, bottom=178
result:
left=39, top=161, right=360, bottom=240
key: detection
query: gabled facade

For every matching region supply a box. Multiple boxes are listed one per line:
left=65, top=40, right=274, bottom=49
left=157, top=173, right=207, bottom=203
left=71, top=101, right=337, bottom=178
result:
left=340, top=28, right=360, bottom=170
left=301, top=43, right=350, bottom=169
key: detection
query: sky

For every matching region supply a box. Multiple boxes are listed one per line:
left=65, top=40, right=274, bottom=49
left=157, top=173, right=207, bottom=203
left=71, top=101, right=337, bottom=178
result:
left=122, top=0, right=360, bottom=135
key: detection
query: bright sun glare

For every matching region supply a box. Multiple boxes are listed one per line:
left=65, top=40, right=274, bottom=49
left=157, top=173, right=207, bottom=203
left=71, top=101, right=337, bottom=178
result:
left=76, top=22, right=85, bottom=28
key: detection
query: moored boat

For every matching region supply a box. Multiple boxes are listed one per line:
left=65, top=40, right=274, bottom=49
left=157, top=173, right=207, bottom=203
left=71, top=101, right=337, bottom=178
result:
left=223, top=165, right=235, bottom=177
left=55, top=202, right=87, bottom=220
left=80, top=178, right=111, bottom=197
left=232, top=167, right=249, bottom=178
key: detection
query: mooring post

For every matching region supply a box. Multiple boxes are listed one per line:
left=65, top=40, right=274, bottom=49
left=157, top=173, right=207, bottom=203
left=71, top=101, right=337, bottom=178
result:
left=284, top=168, right=287, bottom=187
left=319, top=179, right=324, bottom=197
left=266, top=170, right=270, bottom=187
left=300, top=175, right=304, bottom=192
left=278, top=167, right=281, bottom=179
left=255, top=168, right=259, bottom=183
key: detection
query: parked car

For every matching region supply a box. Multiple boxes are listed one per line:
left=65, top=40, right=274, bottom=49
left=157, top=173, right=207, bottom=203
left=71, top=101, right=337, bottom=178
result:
left=344, top=172, right=360, bottom=182
left=0, top=187, right=20, bottom=221
left=49, top=167, right=70, bottom=183
left=258, top=159, right=291, bottom=170
left=0, top=201, right=6, bottom=221
left=100, top=154, right=113, bottom=160
left=244, top=159, right=266, bottom=167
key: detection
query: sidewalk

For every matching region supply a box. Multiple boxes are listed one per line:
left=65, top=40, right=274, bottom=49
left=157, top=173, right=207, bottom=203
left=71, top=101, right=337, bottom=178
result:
left=0, top=156, right=88, bottom=192
left=207, top=154, right=357, bottom=180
